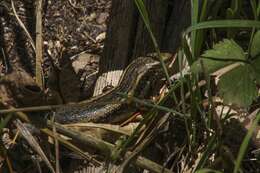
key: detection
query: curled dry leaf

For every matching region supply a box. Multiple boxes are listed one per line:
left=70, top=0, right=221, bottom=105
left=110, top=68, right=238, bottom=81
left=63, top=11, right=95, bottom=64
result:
left=0, top=70, right=46, bottom=106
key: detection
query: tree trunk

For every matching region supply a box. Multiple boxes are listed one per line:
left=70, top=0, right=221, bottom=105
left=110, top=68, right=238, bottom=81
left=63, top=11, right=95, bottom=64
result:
left=94, top=0, right=190, bottom=95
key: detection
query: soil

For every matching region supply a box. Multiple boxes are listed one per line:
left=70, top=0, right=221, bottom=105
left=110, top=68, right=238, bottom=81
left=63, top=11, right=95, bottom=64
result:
left=0, top=0, right=111, bottom=106
left=0, top=0, right=111, bottom=172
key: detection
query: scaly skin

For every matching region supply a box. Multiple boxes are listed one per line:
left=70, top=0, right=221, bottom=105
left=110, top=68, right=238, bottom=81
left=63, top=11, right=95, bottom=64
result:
left=54, top=53, right=173, bottom=124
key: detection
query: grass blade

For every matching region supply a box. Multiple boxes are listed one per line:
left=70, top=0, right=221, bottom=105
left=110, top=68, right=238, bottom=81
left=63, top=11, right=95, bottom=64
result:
left=186, top=20, right=260, bottom=33
left=195, top=168, right=223, bottom=173
left=134, top=0, right=171, bottom=84
left=191, top=0, right=200, bottom=58
left=233, top=111, right=260, bottom=173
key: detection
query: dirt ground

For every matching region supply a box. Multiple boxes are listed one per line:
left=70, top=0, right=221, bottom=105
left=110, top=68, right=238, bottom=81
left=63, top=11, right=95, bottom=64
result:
left=0, top=1, right=111, bottom=171
left=0, top=0, right=111, bottom=106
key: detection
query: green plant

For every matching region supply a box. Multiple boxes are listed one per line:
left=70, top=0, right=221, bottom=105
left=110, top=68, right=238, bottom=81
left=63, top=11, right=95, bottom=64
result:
left=191, top=31, right=260, bottom=107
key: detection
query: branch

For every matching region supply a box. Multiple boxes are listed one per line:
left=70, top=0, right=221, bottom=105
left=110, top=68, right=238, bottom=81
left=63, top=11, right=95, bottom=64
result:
left=47, top=121, right=173, bottom=173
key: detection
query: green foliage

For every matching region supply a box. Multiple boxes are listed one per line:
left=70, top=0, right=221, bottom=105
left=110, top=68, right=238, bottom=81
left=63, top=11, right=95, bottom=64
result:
left=195, top=168, right=223, bottom=173
left=218, top=64, right=258, bottom=107
left=251, top=56, right=260, bottom=84
left=194, top=135, right=217, bottom=170
left=0, top=114, right=12, bottom=132
left=191, top=58, right=229, bottom=74
left=191, top=0, right=200, bottom=58
left=233, top=112, right=260, bottom=173
left=111, top=0, right=260, bottom=172
left=191, top=36, right=260, bottom=107
left=185, top=19, right=260, bottom=33
left=134, top=0, right=171, bottom=84
left=226, top=0, right=242, bottom=37
left=250, top=30, right=260, bottom=84
left=202, top=39, right=245, bottom=60
left=191, top=39, right=245, bottom=73
left=250, top=0, right=260, bottom=18
left=250, top=30, right=260, bottom=57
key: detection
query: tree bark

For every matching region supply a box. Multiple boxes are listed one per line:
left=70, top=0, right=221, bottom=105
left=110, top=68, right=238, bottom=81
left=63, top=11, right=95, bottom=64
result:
left=94, top=0, right=190, bottom=95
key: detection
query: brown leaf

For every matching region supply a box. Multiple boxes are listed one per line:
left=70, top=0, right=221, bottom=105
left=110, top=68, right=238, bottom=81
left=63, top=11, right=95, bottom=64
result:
left=0, top=70, right=46, bottom=106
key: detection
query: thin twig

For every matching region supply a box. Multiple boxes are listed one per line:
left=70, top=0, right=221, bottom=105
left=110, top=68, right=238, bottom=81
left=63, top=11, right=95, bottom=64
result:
left=0, top=105, right=62, bottom=114
left=65, top=123, right=134, bottom=136
left=35, top=0, right=44, bottom=88
left=118, top=113, right=170, bottom=173
left=14, top=119, right=55, bottom=173
left=51, top=114, right=60, bottom=173
left=0, top=101, right=122, bottom=114
left=6, top=156, right=14, bottom=173
left=47, top=121, right=173, bottom=173
left=42, top=128, right=101, bottom=166
left=0, top=105, right=100, bottom=166
left=117, top=92, right=186, bottom=117
left=11, top=0, right=36, bottom=51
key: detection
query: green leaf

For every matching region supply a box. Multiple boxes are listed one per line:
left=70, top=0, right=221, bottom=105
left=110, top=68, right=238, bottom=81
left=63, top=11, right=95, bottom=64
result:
left=257, top=2, right=260, bottom=17
left=191, top=39, right=245, bottom=74
left=191, top=58, right=234, bottom=74
left=250, top=30, right=260, bottom=58
left=251, top=56, right=260, bottom=84
left=218, top=64, right=258, bottom=107
left=202, top=39, right=245, bottom=60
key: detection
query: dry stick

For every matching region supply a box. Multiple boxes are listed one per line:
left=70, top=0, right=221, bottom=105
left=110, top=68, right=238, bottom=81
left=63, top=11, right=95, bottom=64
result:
left=6, top=156, right=14, bottom=173
left=52, top=115, right=60, bottom=173
left=1, top=105, right=31, bottom=122
left=0, top=104, right=101, bottom=167
left=119, top=113, right=170, bottom=173
left=47, top=121, right=173, bottom=173
left=65, top=122, right=134, bottom=136
left=0, top=105, right=63, bottom=114
left=0, top=100, right=122, bottom=114
left=42, top=128, right=101, bottom=166
left=9, top=109, right=101, bottom=166
left=14, top=119, right=55, bottom=173
left=11, top=0, right=36, bottom=51
left=35, top=0, right=44, bottom=88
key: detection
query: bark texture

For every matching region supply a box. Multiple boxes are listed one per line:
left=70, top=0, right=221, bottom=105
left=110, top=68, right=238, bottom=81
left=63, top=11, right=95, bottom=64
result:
left=94, top=0, right=190, bottom=95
